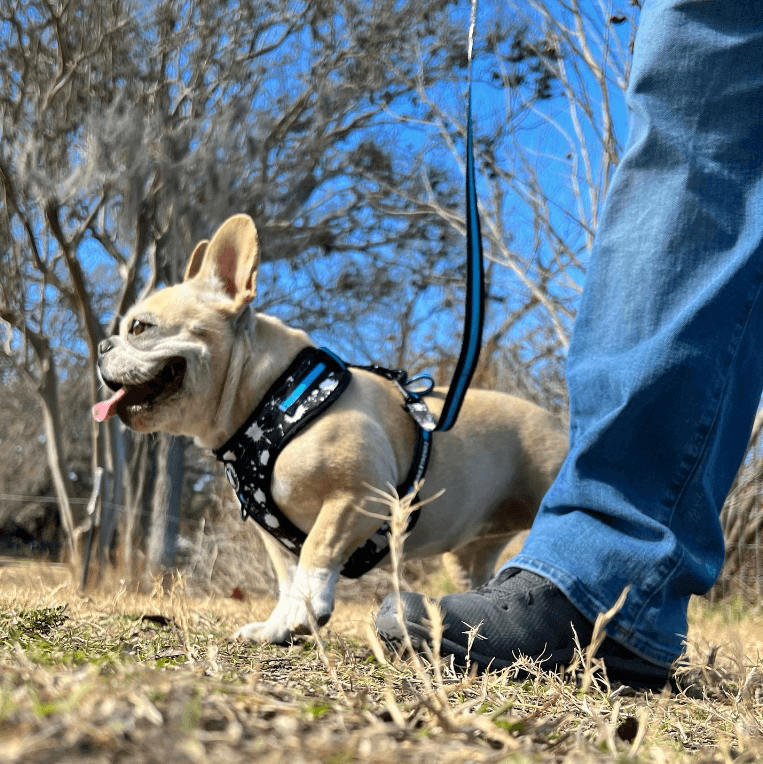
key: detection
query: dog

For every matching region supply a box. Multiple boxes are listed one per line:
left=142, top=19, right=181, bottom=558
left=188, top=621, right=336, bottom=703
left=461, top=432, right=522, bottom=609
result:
left=93, top=214, right=567, bottom=644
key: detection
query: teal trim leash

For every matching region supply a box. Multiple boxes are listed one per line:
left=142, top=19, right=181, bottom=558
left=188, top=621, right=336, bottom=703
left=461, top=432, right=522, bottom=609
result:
left=435, top=0, right=485, bottom=433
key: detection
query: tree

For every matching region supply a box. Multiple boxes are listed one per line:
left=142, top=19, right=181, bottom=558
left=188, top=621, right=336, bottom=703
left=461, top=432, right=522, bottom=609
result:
left=336, top=0, right=639, bottom=409
left=0, top=0, right=638, bottom=575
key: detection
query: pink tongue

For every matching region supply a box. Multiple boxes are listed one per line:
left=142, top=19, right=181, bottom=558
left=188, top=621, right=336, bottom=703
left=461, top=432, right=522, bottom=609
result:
left=93, top=387, right=127, bottom=422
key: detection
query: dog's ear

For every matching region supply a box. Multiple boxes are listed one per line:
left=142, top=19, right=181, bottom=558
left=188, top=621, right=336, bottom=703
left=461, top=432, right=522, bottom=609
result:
left=183, top=240, right=209, bottom=282
left=187, top=215, right=260, bottom=311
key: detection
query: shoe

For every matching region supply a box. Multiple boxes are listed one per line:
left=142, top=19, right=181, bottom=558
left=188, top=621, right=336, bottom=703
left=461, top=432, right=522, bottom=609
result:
left=375, top=568, right=674, bottom=691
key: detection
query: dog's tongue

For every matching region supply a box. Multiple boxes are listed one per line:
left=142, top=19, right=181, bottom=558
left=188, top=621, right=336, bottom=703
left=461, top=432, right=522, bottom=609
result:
left=93, top=387, right=127, bottom=423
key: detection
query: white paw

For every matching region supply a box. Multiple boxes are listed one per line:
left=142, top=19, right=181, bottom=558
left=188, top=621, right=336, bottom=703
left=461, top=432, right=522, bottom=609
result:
left=233, top=620, right=268, bottom=642
left=288, top=564, right=338, bottom=630
left=233, top=617, right=292, bottom=645
left=232, top=565, right=339, bottom=644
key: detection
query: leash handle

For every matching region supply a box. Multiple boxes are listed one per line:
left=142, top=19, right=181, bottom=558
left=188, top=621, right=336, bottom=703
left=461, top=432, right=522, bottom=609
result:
left=435, top=0, right=485, bottom=432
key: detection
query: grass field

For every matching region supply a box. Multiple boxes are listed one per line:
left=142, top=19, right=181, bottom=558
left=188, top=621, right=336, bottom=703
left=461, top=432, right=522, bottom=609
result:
left=1, top=555, right=762, bottom=764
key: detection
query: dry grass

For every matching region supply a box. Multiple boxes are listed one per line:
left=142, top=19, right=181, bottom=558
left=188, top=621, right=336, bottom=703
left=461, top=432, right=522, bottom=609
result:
left=1, top=548, right=763, bottom=762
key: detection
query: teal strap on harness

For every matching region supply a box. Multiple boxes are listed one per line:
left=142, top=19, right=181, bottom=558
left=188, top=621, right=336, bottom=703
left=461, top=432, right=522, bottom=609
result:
left=435, top=0, right=484, bottom=433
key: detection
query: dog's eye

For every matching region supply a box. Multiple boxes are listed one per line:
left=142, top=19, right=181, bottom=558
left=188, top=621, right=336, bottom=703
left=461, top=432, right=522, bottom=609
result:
left=129, top=319, right=151, bottom=337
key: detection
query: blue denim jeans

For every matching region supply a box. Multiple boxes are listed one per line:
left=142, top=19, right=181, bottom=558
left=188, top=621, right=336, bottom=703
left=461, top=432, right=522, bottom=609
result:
left=506, top=0, right=763, bottom=667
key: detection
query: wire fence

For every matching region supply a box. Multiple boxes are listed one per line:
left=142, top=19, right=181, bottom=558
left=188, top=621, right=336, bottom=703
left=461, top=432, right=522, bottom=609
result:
left=0, top=487, right=266, bottom=595
left=0, top=489, right=416, bottom=604
left=3, top=456, right=763, bottom=602
left=0, top=492, right=137, bottom=513
left=711, top=412, right=763, bottom=601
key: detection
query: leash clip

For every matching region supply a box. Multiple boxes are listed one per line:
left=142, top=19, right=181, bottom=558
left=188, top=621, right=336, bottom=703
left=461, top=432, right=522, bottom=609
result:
left=393, top=373, right=437, bottom=432
left=352, top=363, right=438, bottom=431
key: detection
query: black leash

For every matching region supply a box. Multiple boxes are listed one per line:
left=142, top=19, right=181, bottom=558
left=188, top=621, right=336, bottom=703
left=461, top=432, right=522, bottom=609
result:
left=434, top=0, right=485, bottom=433
left=361, top=3, right=485, bottom=435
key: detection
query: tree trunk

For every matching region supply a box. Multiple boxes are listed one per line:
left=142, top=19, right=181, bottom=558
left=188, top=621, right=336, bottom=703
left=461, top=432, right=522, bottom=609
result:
left=98, top=416, right=125, bottom=562
left=145, top=433, right=183, bottom=585
left=121, top=433, right=149, bottom=584
left=27, top=345, right=78, bottom=563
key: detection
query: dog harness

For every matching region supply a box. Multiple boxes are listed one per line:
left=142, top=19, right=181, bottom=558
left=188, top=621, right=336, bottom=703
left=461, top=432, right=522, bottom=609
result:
left=213, top=346, right=435, bottom=578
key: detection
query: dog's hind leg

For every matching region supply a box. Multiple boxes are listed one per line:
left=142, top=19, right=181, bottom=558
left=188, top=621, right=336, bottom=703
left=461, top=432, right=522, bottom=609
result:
left=441, top=535, right=516, bottom=591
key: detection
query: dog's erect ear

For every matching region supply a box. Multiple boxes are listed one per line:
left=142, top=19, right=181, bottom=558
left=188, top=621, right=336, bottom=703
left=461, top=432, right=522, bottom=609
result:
left=183, top=240, right=209, bottom=282
left=186, top=215, right=260, bottom=310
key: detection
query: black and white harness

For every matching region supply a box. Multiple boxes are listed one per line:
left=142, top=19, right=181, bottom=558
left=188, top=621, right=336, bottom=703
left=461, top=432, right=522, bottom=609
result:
left=213, top=346, right=436, bottom=578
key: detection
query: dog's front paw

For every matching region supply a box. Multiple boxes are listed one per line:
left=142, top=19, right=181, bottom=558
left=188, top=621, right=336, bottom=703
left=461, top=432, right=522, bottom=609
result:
left=285, top=564, right=338, bottom=632
left=233, top=565, right=339, bottom=645
left=232, top=607, right=320, bottom=645
left=233, top=619, right=291, bottom=645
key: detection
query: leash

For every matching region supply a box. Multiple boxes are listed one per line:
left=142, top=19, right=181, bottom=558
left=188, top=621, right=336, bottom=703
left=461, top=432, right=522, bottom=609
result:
left=362, top=2, right=485, bottom=435
left=433, top=0, right=485, bottom=433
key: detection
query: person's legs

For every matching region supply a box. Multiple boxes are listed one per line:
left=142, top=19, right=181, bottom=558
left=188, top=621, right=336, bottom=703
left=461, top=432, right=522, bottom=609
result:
left=377, top=0, right=763, bottom=682
left=509, top=0, right=763, bottom=667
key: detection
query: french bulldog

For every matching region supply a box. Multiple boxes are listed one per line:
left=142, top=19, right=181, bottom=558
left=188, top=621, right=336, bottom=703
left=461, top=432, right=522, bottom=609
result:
left=94, top=214, right=567, bottom=644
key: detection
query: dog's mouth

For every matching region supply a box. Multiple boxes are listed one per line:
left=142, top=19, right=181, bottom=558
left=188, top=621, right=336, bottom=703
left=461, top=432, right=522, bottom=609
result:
left=93, top=358, right=187, bottom=423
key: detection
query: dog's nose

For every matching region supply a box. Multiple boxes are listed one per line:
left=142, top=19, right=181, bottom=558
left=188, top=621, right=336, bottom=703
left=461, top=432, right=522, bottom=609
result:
left=98, top=338, right=113, bottom=356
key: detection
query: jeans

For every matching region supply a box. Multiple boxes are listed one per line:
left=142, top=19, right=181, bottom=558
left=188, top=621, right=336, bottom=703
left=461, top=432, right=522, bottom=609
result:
left=506, top=0, right=763, bottom=667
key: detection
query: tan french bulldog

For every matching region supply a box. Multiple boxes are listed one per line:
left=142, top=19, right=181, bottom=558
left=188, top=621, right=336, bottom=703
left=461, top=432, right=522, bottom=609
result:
left=94, top=214, right=567, bottom=644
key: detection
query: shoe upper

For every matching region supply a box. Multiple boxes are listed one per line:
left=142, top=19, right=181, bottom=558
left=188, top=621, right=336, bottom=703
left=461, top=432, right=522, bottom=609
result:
left=375, top=568, right=673, bottom=689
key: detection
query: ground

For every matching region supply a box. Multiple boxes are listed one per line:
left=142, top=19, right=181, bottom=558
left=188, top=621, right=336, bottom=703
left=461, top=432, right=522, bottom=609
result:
left=0, top=557, right=762, bottom=763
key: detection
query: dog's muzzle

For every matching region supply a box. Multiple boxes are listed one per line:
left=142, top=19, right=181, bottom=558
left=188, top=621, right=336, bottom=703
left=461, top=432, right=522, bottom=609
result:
left=93, top=339, right=187, bottom=423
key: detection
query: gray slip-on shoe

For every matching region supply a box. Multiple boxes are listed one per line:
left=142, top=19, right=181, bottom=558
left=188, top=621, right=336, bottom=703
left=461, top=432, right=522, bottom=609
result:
left=375, top=568, right=674, bottom=691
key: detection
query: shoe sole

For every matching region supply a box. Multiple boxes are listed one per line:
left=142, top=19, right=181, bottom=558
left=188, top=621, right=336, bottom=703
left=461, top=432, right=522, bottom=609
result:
left=377, top=616, right=673, bottom=691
